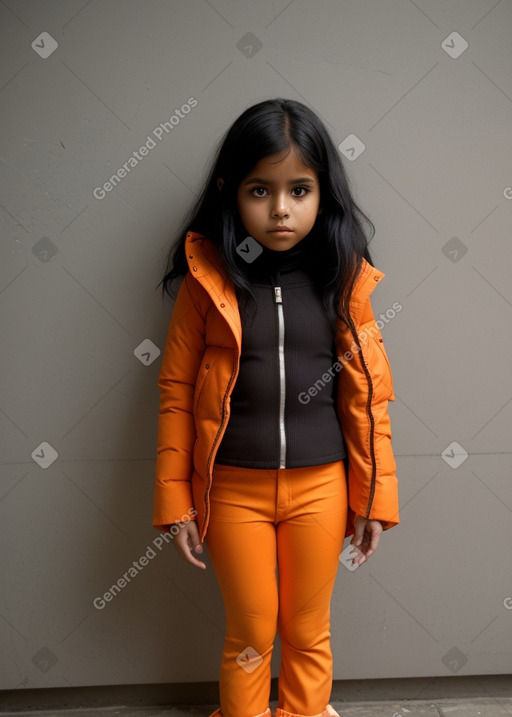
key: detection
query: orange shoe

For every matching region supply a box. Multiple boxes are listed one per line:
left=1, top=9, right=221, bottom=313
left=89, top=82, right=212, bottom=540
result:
left=207, top=708, right=272, bottom=717
left=275, top=705, right=340, bottom=717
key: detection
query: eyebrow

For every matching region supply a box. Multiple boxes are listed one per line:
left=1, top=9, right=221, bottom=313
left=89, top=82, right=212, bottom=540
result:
left=243, top=177, right=316, bottom=185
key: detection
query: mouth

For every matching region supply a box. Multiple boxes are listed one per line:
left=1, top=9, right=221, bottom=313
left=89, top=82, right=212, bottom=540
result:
left=269, top=227, right=293, bottom=233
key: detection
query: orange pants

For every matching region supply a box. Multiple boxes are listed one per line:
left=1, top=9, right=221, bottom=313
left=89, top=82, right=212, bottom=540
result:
left=205, top=460, right=348, bottom=717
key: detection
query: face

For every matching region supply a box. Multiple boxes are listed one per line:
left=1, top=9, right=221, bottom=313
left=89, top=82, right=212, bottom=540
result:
left=228, top=145, right=321, bottom=251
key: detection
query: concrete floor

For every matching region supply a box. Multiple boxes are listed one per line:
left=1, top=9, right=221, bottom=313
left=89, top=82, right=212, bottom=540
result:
left=2, top=700, right=512, bottom=716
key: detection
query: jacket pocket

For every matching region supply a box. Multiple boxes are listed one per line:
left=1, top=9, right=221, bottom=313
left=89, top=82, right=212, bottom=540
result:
left=358, top=322, right=395, bottom=401
left=193, top=346, right=218, bottom=413
left=194, top=347, right=213, bottom=411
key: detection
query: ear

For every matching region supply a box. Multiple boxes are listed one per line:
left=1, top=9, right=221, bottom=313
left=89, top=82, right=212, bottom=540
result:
left=217, top=178, right=224, bottom=192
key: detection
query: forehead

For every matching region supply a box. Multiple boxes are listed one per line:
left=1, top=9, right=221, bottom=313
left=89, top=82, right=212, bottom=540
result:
left=247, top=146, right=316, bottom=179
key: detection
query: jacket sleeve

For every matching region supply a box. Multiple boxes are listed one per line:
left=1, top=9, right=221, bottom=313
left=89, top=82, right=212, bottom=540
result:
left=153, top=272, right=206, bottom=532
left=336, top=290, right=399, bottom=537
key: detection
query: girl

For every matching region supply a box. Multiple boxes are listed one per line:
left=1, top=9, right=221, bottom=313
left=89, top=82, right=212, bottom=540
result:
left=153, top=98, right=400, bottom=717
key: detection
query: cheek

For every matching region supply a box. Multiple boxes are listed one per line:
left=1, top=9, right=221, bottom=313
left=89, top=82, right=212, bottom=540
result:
left=302, top=199, right=320, bottom=219
left=241, top=202, right=263, bottom=223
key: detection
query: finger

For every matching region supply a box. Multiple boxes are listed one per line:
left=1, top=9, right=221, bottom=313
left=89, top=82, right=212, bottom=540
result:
left=186, top=527, right=207, bottom=569
left=350, top=543, right=366, bottom=566
left=361, top=529, right=382, bottom=561
left=179, top=541, right=207, bottom=569
left=174, top=527, right=207, bottom=570
left=187, top=521, right=203, bottom=553
left=185, top=550, right=207, bottom=570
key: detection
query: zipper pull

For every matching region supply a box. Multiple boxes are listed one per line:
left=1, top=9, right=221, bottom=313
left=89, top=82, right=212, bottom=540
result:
left=274, top=286, right=282, bottom=304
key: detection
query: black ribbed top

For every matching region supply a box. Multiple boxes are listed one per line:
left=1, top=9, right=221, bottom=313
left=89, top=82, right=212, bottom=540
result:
left=214, top=235, right=346, bottom=469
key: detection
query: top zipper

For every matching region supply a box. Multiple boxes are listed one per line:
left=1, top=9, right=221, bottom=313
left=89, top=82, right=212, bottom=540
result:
left=274, top=284, right=286, bottom=469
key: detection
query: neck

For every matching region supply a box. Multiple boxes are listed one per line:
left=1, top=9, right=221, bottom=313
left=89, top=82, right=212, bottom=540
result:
left=246, top=233, right=316, bottom=276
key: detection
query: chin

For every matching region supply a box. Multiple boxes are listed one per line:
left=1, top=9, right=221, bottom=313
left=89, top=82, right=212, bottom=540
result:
left=260, top=236, right=302, bottom=251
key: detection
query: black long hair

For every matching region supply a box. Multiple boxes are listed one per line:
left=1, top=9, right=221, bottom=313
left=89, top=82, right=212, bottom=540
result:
left=156, top=98, right=375, bottom=332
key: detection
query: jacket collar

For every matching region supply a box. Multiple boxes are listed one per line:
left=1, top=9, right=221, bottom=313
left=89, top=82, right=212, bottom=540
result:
left=184, top=231, right=385, bottom=331
left=185, top=232, right=242, bottom=349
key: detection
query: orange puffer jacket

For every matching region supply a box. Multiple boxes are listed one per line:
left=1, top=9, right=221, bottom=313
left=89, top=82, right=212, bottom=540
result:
left=153, top=231, right=399, bottom=541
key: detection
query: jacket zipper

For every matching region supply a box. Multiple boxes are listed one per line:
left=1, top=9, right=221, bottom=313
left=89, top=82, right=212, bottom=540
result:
left=346, top=313, right=376, bottom=516
left=274, top=283, right=286, bottom=469
left=203, top=354, right=239, bottom=536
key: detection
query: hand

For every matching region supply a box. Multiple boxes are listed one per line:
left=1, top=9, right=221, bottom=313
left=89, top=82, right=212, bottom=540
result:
left=172, top=520, right=207, bottom=570
left=350, top=514, right=384, bottom=566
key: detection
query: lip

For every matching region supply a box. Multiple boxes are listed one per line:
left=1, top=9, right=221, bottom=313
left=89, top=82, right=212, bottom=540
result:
left=269, top=227, right=293, bottom=232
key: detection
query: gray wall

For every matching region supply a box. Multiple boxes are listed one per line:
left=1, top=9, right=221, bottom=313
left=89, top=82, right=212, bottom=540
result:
left=1, top=0, right=511, bottom=692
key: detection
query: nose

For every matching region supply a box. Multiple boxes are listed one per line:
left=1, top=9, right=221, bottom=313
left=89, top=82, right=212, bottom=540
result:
left=271, top=191, right=290, bottom=218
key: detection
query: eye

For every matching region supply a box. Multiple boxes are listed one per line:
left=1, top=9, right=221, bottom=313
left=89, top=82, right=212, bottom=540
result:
left=250, top=186, right=310, bottom=198
left=251, top=186, right=269, bottom=197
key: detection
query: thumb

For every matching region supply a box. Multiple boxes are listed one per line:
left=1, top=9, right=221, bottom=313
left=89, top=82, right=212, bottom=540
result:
left=352, top=517, right=366, bottom=546
left=187, top=520, right=203, bottom=552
